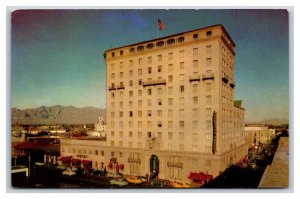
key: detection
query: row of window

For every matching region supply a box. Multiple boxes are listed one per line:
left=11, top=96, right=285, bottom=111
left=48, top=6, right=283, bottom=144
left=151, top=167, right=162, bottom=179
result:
left=111, top=107, right=212, bottom=118
left=108, top=31, right=214, bottom=59
left=110, top=58, right=212, bottom=77
left=221, top=108, right=242, bottom=118
left=110, top=119, right=212, bottom=129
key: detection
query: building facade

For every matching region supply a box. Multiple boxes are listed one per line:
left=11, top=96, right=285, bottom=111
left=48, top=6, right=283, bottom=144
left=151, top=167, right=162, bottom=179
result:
left=60, top=24, right=247, bottom=183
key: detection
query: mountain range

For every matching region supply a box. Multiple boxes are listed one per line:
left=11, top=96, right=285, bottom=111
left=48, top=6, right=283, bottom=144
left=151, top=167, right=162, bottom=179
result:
left=11, top=105, right=106, bottom=125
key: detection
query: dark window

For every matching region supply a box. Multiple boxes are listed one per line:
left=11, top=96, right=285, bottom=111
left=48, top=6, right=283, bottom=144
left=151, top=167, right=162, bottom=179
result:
left=129, top=111, right=133, bottom=117
left=120, top=50, right=123, bottom=55
left=112, top=52, right=115, bottom=57
left=129, top=48, right=135, bottom=53
left=178, top=36, right=185, bottom=43
left=138, top=79, right=142, bottom=85
left=193, top=34, right=198, bottom=40
left=206, top=31, right=212, bottom=36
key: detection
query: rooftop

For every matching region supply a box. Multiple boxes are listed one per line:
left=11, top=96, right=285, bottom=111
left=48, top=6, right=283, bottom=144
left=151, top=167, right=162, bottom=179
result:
left=105, top=24, right=235, bottom=53
left=258, top=137, right=289, bottom=188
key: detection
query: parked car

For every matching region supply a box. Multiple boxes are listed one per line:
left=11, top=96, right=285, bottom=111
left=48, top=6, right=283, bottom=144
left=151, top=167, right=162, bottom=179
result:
left=171, top=182, right=190, bottom=188
left=110, top=178, right=128, bottom=187
left=62, top=169, right=76, bottom=176
left=93, top=170, right=106, bottom=176
left=106, top=172, right=122, bottom=178
left=125, top=176, right=143, bottom=184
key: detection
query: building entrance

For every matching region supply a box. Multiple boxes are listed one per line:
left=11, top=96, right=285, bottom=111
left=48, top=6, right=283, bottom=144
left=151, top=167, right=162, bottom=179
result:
left=150, top=154, right=159, bottom=179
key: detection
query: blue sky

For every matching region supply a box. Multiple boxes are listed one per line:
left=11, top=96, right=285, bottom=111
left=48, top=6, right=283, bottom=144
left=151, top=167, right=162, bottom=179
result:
left=11, top=9, right=289, bottom=122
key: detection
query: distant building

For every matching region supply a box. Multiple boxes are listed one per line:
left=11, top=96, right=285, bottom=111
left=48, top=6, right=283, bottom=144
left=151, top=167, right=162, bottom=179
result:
left=245, top=126, right=276, bottom=147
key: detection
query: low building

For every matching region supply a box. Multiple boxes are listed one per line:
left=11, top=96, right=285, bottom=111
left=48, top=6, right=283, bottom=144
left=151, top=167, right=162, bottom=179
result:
left=245, top=126, right=276, bottom=147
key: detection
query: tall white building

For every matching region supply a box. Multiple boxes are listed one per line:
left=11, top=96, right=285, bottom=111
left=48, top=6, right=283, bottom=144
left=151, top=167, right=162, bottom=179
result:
left=103, top=24, right=246, bottom=181
left=60, top=24, right=247, bottom=183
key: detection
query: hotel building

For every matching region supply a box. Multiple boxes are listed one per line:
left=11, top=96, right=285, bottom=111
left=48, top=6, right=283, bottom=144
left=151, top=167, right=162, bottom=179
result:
left=60, top=24, right=247, bottom=183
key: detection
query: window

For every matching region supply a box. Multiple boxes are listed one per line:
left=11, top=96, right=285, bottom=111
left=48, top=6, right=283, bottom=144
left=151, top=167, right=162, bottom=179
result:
left=147, top=99, right=152, bottom=106
left=129, top=70, right=133, bottom=77
left=206, top=95, right=212, bottom=104
left=111, top=141, right=115, bottom=146
left=129, top=142, right=133, bottom=148
left=168, top=64, right=173, bottom=71
left=206, top=120, right=211, bottom=128
left=138, top=79, right=142, bottom=86
left=168, top=121, right=173, bottom=128
left=158, top=54, right=162, bottom=61
left=148, top=56, right=152, bottom=63
left=192, top=108, right=198, bottom=117
left=119, top=121, right=123, bottom=127
left=193, top=33, right=198, bottom=40
left=168, top=86, right=173, bottom=94
left=180, top=50, right=184, bottom=58
left=119, top=111, right=123, bottom=117
left=193, top=48, right=198, bottom=56
left=206, top=45, right=212, bottom=53
left=178, top=36, right=185, bottom=43
left=168, top=132, right=173, bottom=140
left=157, top=121, right=162, bottom=127
left=138, top=131, right=142, bottom=138
left=168, top=109, right=173, bottom=117
left=111, top=73, right=115, bottom=79
left=138, top=69, right=142, bottom=75
left=157, top=110, right=162, bottom=117
left=138, top=58, right=142, bottom=65
left=180, top=85, right=184, bottom=93
left=193, top=84, right=198, bottom=93
left=147, top=110, right=152, bottom=117
left=111, top=122, right=115, bottom=128
left=129, top=60, right=133, bottom=66
left=193, top=96, right=198, bottom=104
left=119, top=141, right=123, bottom=147
left=120, top=62, right=123, bottom=69
left=206, top=83, right=212, bottom=91
left=111, top=92, right=115, bottom=98
left=111, top=102, right=115, bottom=108
left=129, top=111, right=133, bottom=117
left=138, top=90, right=142, bottom=96
left=119, top=72, right=123, bottom=78
left=147, top=89, right=152, bottom=95
left=129, top=91, right=133, bottom=97
left=157, top=132, right=162, bottom=139
left=119, top=131, right=123, bottom=138
left=168, top=98, right=173, bottom=105
left=180, top=62, right=184, bottom=69
left=138, top=121, right=142, bottom=128
left=138, top=111, right=142, bottom=117
left=157, top=87, right=162, bottom=95
left=111, top=112, right=115, bottom=118
left=206, top=108, right=212, bottom=115
left=119, top=101, right=123, bottom=108
left=168, top=75, right=173, bottom=82
left=179, top=121, right=185, bottom=128
left=130, top=48, right=135, bottom=53
left=138, top=100, right=142, bottom=107
left=179, top=97, right=184, bottom=105
left=112, top=52, right=115, bottom=57
left=192, top=121, right=198, bottom=128
left=158, top=65, right=162, bottom=72
left=206, top=58, right=212, bottom=66
left=168, top=52, right=173, bottom=60
left=147, top=121, right=152, bottom=128
left=129, top=80, right=133, bottom=86
left=179, top=144, right=184, bottom=151
left=158, top=99, right=162, bottom=106
left=148, top=67, right=152, bottom=74
left=179, top=132, right=184, bottom=139
left=129, top=131, right=133, bottom=137
left=179, top=109, right=184, bottom=117
left=206, top=30, right=212, bottom=36
left=193, top=60, right=198, bottom=68
left=111, top=63, right=115, bottom=70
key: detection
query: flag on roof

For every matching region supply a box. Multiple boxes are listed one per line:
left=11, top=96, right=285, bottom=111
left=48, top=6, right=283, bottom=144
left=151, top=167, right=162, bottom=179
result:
left=158, top=19, right=165, bottom=31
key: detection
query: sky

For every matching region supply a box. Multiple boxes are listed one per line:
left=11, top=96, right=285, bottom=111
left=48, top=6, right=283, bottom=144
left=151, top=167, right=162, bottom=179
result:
left=10, top=9, right=289, bottom=122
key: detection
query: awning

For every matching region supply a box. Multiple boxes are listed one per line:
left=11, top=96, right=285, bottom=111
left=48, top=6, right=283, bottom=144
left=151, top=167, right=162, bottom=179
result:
left=82, top=160, right=92, bottom=166
left=119, top=163, right=124, bottom=170
left=108, top=162, right=113, bottom=169
left=71, top=159, right=81, bottom=164
left=14, top=141, right=37, bottom=150
left=188, top=172, right=207, bottom=182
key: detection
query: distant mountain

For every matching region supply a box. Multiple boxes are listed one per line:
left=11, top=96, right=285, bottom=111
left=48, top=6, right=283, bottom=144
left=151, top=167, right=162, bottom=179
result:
left=246, top=118, right=289, bottom=126
left=11, top=105, right=106, bottom=125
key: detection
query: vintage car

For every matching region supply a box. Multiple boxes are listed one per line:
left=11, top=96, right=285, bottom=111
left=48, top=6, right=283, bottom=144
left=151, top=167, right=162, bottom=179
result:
left=125, top=176, right=143, bottom=184
left=62, top=168, right=76, bottom=176
left=110, top=178, right=128, bottom=187
left=170, top=182, right=190, bottom=188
